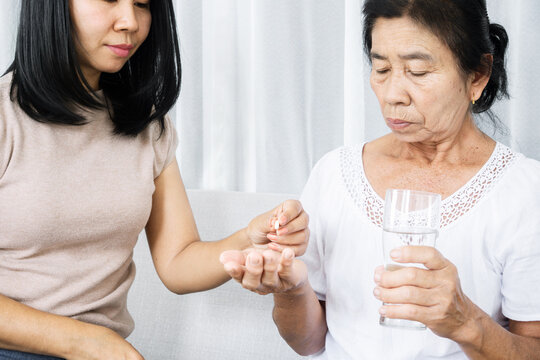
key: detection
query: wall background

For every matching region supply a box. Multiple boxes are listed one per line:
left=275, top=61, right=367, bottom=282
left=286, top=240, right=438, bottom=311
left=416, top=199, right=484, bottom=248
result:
left=2, top=0, right=538, bottom=194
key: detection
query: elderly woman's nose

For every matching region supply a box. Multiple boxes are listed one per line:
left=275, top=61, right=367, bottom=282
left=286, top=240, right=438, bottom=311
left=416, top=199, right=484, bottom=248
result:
left=113, top=4, right=140, bottom=33
left=383, top=73, right=410, bottom=106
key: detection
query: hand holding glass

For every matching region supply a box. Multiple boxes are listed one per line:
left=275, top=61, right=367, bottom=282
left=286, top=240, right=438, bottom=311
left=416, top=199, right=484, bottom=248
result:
left=380, top=189, right=441, bottom=329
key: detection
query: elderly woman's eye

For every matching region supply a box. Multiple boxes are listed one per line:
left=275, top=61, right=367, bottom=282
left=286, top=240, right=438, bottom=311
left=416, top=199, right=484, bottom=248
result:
left=375, top=69, right=389, bottom=74
left=409, top=71, right=427, bottom=77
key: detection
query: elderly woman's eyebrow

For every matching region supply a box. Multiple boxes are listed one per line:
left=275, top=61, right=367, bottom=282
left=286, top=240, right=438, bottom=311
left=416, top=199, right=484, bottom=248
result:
left=399, top=52, right=434, bottom=62
left=370, top=51, right=434, bottom=62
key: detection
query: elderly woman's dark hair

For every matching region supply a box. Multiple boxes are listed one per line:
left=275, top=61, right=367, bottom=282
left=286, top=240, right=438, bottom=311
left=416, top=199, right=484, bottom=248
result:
left=362, top=0, right=509, bottom=117
left=6, top=0, right=181, bottom=136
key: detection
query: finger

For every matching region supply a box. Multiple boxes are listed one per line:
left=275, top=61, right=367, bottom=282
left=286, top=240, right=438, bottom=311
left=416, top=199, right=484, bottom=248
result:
left=379, top=266, right=438, bottom=289
left=220, top=250, right=247, bottom=266
left=242, top=252, right=264, bottom=291
left=391, top=246, right=447, bottom=270
left=277, top=248, right=296, bottom=279
left=379, top=303, right=434, bottom=324
left=276, top=200, right=304, bottom=226
left=260, top=250, right=281, bottom=288
left=223, top=261, right=245, bottom=282
left=273, top=211, right=309, bottom=237
left=269, top=229, right=310, bottom=257
left=374, top=285, right=437, bottom=306
left=374, top=265, right=384, bottom=284
left=269, top=227, right=309, bottom=247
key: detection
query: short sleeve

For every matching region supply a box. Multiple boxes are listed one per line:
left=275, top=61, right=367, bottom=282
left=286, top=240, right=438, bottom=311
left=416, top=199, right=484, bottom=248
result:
left=152, top=114, right=179, bottom=179
left=500, top=161, right=540, bottom=321
left=300, top=157, right=328, bottom=301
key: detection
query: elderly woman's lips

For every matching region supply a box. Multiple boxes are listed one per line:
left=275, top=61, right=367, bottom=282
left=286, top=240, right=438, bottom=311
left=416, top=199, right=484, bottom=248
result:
left=386, top=118, right=411, bottom=130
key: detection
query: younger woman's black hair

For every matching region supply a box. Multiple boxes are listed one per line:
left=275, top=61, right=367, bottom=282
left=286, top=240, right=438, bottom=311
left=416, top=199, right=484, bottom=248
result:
left=6, top=0, right=181, bottom=137
left=362, top=0, right=509, bottom=122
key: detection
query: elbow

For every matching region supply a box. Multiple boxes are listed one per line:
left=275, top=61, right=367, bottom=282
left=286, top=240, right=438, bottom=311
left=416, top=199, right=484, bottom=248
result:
left=285, top=335, right=325, bottom=357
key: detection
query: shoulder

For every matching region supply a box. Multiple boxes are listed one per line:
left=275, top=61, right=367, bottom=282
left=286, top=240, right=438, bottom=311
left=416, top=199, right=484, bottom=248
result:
left=312, top=144, right=364, bottom=176
left=492, top=145, right=540, bottom=212
left=504, top=155, right=540, bottom=200
left=302, top=143, right=364, bottom=202
left=140, top=114, right=178, bottom=179
left=500, top=145, right=540, bottom=191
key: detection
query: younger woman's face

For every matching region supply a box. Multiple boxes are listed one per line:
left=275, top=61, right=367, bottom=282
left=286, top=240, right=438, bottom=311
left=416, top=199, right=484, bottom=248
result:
left=69, top=0, right=152, bottom=89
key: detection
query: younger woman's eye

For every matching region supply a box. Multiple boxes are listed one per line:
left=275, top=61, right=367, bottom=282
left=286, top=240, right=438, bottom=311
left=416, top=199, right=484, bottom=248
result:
left=135, top=1, right=150, bottom=9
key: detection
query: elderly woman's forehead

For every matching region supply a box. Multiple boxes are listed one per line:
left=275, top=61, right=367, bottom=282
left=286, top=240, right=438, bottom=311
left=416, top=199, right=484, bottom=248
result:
left=371, top=17, right=449, bottom=53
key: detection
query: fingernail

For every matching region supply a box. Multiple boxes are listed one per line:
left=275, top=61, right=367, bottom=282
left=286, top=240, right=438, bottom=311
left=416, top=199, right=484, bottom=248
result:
left=268, top=242, right=283, bottom=252
left=374, top=272, right=381, bottom=283
left=277, top=227, right=288, bottom=236
left=249, top=255, right=260, bottom=265
left=279, top=215, right=287, bottom=224
left=224, top=263, right=234, bottom=273
left=379, top=307, right=386, bottom=315
left=373, top=288, right=380, bottom=298
left=390, top=248, right=401, bottom=259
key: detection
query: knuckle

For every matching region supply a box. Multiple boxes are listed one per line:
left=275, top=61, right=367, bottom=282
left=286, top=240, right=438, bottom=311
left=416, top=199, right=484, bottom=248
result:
left=406, top=268, right=417, bottom=283
left=406, top=306, right=419, bottom=318
left=242, top=280, right=257, bottom=292
left=403, top=287, right=413, bottom=300
left=261, top=278, right=276, bottom=288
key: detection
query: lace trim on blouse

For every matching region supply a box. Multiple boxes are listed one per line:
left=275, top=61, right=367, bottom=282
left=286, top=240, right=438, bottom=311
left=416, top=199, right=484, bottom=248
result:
left=340, top=142, right=521, bottom=228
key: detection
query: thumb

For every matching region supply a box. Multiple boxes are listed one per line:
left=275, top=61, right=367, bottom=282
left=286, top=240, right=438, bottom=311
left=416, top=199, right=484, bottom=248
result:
left=219, top=250, right=247, bottom=265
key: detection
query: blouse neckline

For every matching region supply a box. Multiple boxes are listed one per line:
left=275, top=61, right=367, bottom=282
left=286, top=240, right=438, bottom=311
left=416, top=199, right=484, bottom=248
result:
left=340, top=142, right=521, bottom=229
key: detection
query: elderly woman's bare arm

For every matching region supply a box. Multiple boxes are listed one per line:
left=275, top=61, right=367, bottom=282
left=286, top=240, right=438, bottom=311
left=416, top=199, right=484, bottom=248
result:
left=273, top=283, right=328, bottom=356
left=458, top=314, right=540, bottom=359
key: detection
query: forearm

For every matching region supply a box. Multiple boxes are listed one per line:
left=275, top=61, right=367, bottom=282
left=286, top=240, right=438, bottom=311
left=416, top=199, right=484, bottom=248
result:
left=160, top=228, right=251, bottom=294
left=457, top=307, right=540, bottom=359
left=0, top=294, right=95, bottom=358
left=273, top=283, right=327, bottom=356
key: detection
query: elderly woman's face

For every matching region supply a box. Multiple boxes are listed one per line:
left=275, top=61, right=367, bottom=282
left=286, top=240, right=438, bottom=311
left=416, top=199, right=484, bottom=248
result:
left=369, top=17, right=472, bottom=143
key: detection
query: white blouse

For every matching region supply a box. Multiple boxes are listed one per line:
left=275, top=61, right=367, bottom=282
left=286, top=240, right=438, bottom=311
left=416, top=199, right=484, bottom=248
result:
left=300, top=142, right=540, bottom=360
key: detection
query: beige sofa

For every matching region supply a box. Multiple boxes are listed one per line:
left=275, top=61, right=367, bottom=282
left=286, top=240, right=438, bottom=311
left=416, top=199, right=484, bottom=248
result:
left=127, top=190, right=303, bottom=360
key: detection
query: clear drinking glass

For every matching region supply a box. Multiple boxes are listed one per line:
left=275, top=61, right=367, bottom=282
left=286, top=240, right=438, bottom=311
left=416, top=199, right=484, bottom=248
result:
left=379, top=189, right=441, bottom=330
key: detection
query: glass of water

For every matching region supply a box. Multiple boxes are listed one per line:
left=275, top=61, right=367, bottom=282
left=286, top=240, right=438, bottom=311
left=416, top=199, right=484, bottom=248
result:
left=379, top=189, right=441, bottom=330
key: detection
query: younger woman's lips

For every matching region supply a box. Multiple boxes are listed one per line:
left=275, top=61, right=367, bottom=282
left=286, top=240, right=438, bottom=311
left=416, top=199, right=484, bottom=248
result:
left=386, top=118, right=411, bottom=130
left=106, top=45, right=132, bottom=58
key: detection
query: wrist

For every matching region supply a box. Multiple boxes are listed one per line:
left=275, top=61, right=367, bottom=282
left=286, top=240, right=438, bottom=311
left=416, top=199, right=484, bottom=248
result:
left=274, top=281, right=311, bottom=303
left=451, top=301, right=488, bottom=353
left=239, top=227, right=252, bottom=250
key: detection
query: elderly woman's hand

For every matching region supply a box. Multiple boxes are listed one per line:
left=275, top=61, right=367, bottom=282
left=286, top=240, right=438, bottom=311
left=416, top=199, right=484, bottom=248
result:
left=373, top=246, right=481, bottom=343
left=220, top=248, right=308, bottom=295
left=246, top=199, right=310, bottom=256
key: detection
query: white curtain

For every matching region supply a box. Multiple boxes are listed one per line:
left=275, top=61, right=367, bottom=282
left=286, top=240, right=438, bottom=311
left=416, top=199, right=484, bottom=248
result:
left=174, top=0, right=540, bottom=194
left=0, top=1, right=19, bottom=73
left=1, top=1, right=539, bottom=194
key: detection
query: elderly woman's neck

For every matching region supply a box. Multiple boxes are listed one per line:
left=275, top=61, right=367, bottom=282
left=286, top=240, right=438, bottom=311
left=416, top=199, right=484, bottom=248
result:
left=394, top=120, right=495, bottom=166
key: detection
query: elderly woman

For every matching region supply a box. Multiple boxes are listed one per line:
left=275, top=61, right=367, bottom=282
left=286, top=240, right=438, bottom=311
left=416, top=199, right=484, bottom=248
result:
left=221, top=0, right=540, bottom=358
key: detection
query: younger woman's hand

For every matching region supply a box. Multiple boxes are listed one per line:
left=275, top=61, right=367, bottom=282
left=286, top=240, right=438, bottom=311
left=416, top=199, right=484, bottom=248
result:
left=67, top=324, right=144, bottom=360
left=246, top=200, right=309, bottom=256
